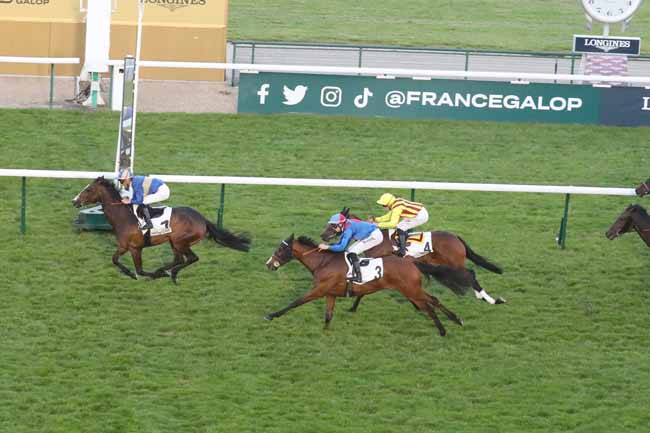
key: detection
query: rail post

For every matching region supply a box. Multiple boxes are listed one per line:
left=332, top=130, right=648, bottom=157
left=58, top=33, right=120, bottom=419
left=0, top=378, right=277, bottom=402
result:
left=21, top=176, right=27, bottom=234
left=49, top=64, right=55, bottom=108
left=217, top=184, right=226, bottom=229
left=557, top=193, right=571, bottom=249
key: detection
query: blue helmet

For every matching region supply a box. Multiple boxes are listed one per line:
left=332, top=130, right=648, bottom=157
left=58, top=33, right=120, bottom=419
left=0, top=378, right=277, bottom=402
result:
left=328, top=213, right=346, bottom=225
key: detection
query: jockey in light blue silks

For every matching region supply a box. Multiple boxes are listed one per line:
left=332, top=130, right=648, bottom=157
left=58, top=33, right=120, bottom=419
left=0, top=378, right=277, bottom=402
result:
left=116, top=168, right=170, bottom=230
left=318, top=213, right=383, bottom=282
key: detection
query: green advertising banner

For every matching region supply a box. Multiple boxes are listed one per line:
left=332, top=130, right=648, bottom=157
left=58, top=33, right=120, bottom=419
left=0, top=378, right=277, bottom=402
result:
left=238, top=72, right=602, bottom=124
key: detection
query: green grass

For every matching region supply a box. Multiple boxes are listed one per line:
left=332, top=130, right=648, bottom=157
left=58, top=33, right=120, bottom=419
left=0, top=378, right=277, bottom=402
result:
left=1, top=108, right=650, bottom=433
left=228, top=0, right=650, bottom=53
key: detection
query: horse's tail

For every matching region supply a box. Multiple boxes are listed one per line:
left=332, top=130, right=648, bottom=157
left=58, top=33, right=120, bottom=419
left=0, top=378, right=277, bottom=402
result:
left=414, top=262, right=471, bottom=296
left=205, top=220, right=251, bottom=252
left=458, top=236, right=503, bottom=274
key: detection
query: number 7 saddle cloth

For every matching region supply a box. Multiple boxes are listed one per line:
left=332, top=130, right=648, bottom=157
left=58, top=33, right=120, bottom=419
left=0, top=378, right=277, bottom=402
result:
left=132, top=205, right=173, bottom=235
left=344, top=255, right=385, bottom=285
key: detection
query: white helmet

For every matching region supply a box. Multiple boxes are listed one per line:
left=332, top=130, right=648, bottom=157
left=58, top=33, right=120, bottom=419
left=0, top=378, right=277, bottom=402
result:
left=117, top=167, right=133, bottom=180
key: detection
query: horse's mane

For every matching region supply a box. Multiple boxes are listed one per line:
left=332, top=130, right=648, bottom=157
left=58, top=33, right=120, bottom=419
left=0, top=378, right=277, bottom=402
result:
left=297, top=236, right=319, bottom=248
left=96, top=177, right=123, bottom=201
left=628, top=204, right=648, bottom=215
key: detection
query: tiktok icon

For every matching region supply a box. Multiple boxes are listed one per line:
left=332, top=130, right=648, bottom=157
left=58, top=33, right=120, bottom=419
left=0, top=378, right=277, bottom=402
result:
left=354, top=88, right=374, bottom=108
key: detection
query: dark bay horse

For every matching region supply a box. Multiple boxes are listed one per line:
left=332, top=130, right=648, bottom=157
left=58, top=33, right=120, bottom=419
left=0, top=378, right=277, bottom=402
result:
left=264, top=235, right=471, bottom=336
left=635, top=178, right=650, bottom=197
left=72, top=177, right=251, bottom=282
left=606, top=204, right=650, bottom=247
left=321, top=209, right=505, bottom=310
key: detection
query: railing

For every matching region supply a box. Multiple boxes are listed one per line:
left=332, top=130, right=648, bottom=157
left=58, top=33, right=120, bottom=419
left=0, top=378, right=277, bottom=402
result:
left=0, top=168, right=636, bottom=247
left=228, top=41, right=650, bottom=85
left=0, top=56, right=80, bottom=108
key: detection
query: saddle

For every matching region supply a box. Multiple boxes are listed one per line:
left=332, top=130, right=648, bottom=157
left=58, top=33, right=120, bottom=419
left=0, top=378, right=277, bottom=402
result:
left=135, top=205, right=165, bottom=219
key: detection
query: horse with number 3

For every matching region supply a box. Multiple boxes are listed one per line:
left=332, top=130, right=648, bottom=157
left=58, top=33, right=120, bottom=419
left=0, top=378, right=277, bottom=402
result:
left=265, top=235, right=473, bottom=336
left=72, top=177, right=251, bottom=282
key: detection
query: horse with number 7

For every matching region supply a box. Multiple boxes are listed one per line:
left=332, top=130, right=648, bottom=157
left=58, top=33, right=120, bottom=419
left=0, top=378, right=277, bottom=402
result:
left=72, top=177, right=251, bottom=282
left=264, top=235, right=472, bottom=336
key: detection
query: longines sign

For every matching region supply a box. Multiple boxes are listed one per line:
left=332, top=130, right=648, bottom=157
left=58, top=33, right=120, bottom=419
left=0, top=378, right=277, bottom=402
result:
left=573, top=35, right=641, bottom=56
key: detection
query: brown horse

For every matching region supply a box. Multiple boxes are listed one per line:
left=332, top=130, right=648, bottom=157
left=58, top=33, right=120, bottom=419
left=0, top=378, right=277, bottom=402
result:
left=606, top=204, right=650, bottom=247
left=264, top=235, right=472, bottom=336
left=72, top=177, right=251, bottom=282
left=321, top=209, right=505, bottom=311
left=635, top=178, right=650, bottom=197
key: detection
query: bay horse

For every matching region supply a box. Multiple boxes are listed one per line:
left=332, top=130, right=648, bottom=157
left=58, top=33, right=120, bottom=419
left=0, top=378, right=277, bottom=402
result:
left=321, top=208, right=505, bottom=311
left=72, top=177, right=251, bottom=282
left=635, top=178, right=650, bottom=197
left=606, top=204, right=650, bottom=247
left=264, top=235, right=471, bottom=336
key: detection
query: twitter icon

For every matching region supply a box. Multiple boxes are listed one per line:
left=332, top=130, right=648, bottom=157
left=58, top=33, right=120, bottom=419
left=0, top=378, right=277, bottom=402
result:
left=282, top=85, right=308, bottom=105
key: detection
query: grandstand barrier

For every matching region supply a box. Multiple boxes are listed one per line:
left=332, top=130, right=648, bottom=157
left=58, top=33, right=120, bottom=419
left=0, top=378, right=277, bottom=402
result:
left=0, top=168, right=636, bottom=247
left=0, top=57, right=80, bottom=108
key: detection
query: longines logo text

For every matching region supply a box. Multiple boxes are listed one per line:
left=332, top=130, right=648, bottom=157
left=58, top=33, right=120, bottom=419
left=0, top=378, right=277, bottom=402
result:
left=0, top=0, right=50, bottom=4
left=145, top=0, right=206, bottom=12
left=584, top=38, right=631, bottom=53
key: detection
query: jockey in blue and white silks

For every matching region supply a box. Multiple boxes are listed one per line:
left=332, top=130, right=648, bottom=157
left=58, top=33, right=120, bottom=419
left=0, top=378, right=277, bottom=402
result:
left=318, top=213, right=383, bottom=282
left=117, top=168, right=170, bottom=229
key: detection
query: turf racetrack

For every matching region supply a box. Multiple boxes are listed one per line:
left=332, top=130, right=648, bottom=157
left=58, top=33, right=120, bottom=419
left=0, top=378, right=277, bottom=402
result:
left=1, top=109, right=649, bottom=432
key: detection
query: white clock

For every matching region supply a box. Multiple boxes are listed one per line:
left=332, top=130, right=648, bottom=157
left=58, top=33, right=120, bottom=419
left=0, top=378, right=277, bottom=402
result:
left=581, top=0, right=644, bottom=23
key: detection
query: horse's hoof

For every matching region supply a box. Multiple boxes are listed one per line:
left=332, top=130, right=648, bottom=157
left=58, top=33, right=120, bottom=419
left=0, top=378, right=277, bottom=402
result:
left=264, top=315, right=273, bottom=321
left=459, top=318, right=464, bottom=326
left=438, top=329, right=447, bottom=337
left=496, top=297, right=507, bottom=304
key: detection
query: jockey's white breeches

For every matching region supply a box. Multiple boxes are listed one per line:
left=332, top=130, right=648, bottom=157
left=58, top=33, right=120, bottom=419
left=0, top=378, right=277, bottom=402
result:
left=347, top=228, right=384, bottom=254
left=142, top=184, right=170, bottom=205
left=397, top=208, right=429, bottom=231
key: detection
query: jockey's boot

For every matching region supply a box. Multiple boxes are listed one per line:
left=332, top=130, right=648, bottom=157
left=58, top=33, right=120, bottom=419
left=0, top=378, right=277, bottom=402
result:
left=142, top=205, right=153, bottom=230
left=346, top=252, right=362, bottom=284
left=396, top=229, right=408, bottom=257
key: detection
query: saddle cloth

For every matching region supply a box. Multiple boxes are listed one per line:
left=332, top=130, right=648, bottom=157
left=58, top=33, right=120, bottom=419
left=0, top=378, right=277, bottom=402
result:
left=345, top=256, right=385, bottom=285
left=133, top=206, right=173, bottom=236
left=388, top=229, right=433, bottom=258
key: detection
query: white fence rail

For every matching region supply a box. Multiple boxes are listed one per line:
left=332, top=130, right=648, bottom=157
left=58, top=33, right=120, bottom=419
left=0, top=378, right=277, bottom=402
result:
left=0, top=168, right=636, bottom=196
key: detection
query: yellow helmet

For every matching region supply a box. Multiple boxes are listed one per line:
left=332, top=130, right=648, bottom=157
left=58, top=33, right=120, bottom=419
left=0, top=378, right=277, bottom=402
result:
left=377, top=193, right=396, bottom=206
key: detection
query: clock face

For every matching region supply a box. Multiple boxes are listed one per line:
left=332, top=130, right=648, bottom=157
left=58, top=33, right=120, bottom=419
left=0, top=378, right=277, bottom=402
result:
left=582, top=0, right=643, bottom=23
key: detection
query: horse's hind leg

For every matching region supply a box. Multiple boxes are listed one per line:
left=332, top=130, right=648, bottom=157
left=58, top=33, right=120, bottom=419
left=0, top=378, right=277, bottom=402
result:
left=470, top=269, right=506, bottom=304
left=152, top=250, right=184, bottom=279
left=113, top=247, right=137, bottom=280
left=426, top=293, right=463, bottom=326
left=413, top=298, right=446, bottom=336
left=169, top=248, right=199, bottom=284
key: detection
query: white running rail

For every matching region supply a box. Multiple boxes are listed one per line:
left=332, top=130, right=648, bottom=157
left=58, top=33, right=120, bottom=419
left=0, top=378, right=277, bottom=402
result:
left=0, top=168, right=636, bottom=196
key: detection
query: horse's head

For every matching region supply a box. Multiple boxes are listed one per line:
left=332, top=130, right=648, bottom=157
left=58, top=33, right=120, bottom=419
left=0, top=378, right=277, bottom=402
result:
left=605, top=204, right=644, bottom=240
left=321, top=207, right=355, bottom=241
left=635, top=178, right=650, bottom=197
left=266, top=234, right=295, bottom=271
left=72, top=177, right=107, bottom=208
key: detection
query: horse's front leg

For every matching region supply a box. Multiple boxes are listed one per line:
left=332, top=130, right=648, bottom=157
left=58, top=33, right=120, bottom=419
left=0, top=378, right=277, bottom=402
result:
left=264, top=286, right=324, bottom=321
left=113, top=247, right=137, bottom=280
left=129, top=247, right=157, bottom=279
left=349, top=295, right=364, bottom=312
left=324, top=295, right=337, bottom=329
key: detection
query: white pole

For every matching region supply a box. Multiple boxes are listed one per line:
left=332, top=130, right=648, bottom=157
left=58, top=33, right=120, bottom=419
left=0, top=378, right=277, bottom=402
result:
left=131, top=0, right=145, bottom=172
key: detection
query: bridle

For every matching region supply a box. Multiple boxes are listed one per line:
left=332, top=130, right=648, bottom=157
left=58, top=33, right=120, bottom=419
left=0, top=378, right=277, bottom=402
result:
left=639, top=182, right=650, bottom=196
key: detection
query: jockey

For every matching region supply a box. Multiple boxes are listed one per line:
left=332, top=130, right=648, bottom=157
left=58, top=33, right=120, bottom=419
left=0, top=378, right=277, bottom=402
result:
left=318, top=213, right=383, bottom=283
left=372, top=193, right=429, bottom=257
left=116, top=168, right=170, bottom=230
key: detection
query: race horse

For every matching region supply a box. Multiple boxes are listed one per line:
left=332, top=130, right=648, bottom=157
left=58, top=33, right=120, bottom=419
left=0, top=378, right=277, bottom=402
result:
left=72, top=177, right=251, bottom=282
left=635, top=178, right=650, bottom=198
left=320, top=208, right=505, bottom=311
left=606, top=204, right=650, bottom=247
left=264, top=235, right=471, bottom=336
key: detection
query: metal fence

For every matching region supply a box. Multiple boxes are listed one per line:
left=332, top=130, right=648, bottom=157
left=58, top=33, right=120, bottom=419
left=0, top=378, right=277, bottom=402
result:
left=227, top=40, right=650, bottom=86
